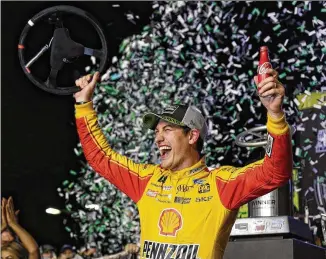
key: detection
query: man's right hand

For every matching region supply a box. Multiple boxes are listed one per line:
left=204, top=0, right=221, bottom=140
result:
left=74, top=72, right=100, bottom=103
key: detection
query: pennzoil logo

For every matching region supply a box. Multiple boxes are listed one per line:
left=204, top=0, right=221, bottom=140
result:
left=142, top=241, right=200, bottom=259
left=158, top=208, right=182, bottom=237
left=198, top=183, right=210, bottom=194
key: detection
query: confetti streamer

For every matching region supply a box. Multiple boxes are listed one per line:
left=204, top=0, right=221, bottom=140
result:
left=59, top=1, right=326, bottom=254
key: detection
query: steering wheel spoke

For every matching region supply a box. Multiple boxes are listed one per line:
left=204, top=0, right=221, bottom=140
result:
left=45, top=68, right=59, bottom=88
left=84, top=47, right=104, bottom=59
left=25, top=38, right=53, bottom=70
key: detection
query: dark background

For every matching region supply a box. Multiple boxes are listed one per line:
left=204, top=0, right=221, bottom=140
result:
left=2, top=1, right=152, bottom=248
left=2, top=0, right=325, bottom=252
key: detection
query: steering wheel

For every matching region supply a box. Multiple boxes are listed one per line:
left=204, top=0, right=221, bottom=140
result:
left=18, top=5, right=108, bottom=95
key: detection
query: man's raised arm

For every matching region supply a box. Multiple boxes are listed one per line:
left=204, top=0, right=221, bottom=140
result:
left=214, top=68, right=293, bottom=210
left=74, top=72, right=156, bottom=203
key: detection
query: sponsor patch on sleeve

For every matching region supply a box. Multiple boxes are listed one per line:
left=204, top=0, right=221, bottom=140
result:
left=265, top=134, right=274, bottom=157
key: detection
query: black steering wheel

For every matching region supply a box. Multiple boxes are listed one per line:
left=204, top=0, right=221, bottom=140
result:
left=18, top=5, right=108, bottom=95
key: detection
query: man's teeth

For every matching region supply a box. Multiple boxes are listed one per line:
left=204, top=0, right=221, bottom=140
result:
left=159, top=146, right=172, bottom=151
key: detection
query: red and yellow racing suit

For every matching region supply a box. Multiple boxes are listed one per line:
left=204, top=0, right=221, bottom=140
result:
left=75, top=102, right=292, bottom=259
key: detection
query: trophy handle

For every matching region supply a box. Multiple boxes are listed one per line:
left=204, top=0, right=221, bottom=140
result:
left=235, top=125, right=295, bottom=148
left=235, top=125, right=268, bottom=148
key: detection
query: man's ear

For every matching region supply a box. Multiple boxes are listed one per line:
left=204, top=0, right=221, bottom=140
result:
left=189, top=129, right=200, bottom=145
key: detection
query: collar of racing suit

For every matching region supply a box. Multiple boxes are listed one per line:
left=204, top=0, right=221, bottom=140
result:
left=164, top=156, right=208, bottom=180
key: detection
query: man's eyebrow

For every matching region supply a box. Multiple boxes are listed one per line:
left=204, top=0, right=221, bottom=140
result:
left=155, top=124, right=176, bottom=132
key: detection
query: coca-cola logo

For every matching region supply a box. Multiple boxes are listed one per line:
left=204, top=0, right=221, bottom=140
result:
left=257, top=62, right=272, bottom=74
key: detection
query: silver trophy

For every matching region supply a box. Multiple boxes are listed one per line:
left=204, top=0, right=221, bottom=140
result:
left=235, top=125, right=294, bottom=217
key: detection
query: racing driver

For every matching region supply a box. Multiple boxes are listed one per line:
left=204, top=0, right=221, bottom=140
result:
left=73, top=68, right=292, bottom=259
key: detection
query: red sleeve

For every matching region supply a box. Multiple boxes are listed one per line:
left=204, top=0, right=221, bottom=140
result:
left=75, top=102, right=156, bottom=203
left=215, top=113, right=293, bottom=210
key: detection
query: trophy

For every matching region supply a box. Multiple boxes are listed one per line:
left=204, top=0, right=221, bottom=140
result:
left=235, top=125, right=293, bottom=217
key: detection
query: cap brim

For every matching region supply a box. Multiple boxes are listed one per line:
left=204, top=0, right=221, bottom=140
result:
left=143, top=113, right=185, bottom=130
left=142, top=113, right=161, bottom=130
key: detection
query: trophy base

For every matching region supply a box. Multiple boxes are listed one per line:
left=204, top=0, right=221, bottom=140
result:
left=230, top=216, right=312, bottom=242
left=224, top=238, right=325, bottom=259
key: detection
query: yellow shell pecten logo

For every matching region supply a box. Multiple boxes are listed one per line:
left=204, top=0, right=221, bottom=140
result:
left=158, top=208, right=183, bottom=237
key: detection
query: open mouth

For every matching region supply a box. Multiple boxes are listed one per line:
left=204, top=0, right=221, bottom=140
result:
left=159, top=146, right=172, bottom=159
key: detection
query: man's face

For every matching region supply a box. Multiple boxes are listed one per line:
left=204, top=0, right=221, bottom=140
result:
left=62, top=250, right=74, bottom=259
left=1, top=230, right=15, bottom=245
left=155, top=120, right=191, bottom=171
left=1, top=250, right=18, bottom=259
left=42, top=251, right=53, bottom=259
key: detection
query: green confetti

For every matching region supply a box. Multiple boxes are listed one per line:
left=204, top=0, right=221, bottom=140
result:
left=273, top=24, right=281, bottom=31
left=297, top=23, right=305, bottom=32
left=119, top=39, right=130, bottom=53
left=205, top=24, right=212, bottom=32
left=304, top=138, right=312, bottom=144
left=233, top=74, right=238, bottom=81
left=251, top=8, right=260, bottom=16
left=279, top=72, right=287, bottom=79
left=69, top=170, right=77, bottom=176
left=174, top=69, right=184, bottom=80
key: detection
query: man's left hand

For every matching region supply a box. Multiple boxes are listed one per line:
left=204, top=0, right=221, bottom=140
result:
left=125, top=244, right=139, bottom=254
left=5, top=197, right=19, bottom=227
left=254, top=68, right=285, bottom=119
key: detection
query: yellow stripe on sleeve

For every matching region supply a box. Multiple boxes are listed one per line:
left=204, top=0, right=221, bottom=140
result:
left=75, top=101, right=96, bottom=118
left=267, top=112, right=289, bottom=135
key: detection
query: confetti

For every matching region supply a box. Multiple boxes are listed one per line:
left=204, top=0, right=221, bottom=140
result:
left=60, top=1, right=326, bottom=254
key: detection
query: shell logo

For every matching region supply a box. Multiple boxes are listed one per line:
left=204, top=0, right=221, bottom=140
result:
left=158, top=208, right=183, bottom=237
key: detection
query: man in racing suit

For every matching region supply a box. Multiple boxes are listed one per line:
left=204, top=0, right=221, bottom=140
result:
left=73, top=69, right=292, bottom=259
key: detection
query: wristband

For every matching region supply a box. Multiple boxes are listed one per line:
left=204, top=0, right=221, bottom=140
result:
left=75, top=101, right=91, bottom=105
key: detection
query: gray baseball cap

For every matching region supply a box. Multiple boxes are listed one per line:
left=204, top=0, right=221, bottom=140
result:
left=143, top=104, right=208, bottom=140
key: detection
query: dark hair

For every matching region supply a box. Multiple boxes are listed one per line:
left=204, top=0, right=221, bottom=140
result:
left=182, top=126, right=204, bottom=154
